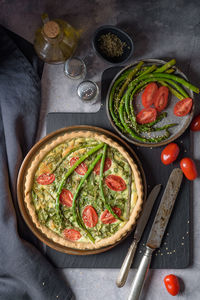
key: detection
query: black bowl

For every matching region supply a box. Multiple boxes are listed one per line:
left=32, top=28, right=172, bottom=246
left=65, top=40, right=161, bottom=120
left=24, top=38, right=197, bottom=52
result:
left=92, top=25, right=134, bottom=64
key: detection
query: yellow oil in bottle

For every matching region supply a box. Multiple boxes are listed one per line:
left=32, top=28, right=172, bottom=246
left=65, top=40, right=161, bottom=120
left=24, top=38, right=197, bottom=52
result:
left=34, top=15, right=79, bottom=64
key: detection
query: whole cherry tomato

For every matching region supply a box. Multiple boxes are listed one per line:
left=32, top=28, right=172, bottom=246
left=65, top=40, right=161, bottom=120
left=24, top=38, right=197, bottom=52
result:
left=180, top=157, right=197, bottom=180
left=190, top=114, right=200, bottom=131
left=164, top=274, right=180, bottom=296
left=161, top=143, right=180, bottom=165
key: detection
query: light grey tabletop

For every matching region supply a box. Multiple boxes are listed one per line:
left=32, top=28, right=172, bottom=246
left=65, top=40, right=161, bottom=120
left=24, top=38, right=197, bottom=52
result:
left=1, top=0, right=200, bottom=299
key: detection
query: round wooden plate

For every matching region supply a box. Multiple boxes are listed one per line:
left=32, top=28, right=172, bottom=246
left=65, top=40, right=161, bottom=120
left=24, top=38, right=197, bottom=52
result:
left=17, top=126, right=147, bottom=255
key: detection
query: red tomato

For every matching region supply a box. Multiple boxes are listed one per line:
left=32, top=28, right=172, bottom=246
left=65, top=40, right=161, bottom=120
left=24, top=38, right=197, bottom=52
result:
left=36, top=173, right=55, bottom=185
left=180, top=157, right=197, bottom=180
left=82, top=205, right=98, bottom=228
left=164, top=274, right=180, bottom=296
left=174, top=98, right=193, bottom=117
left=63, top=229, right=82, bottom=241
left=142, top=83, right=158, bottom=108
left=70, top=157, right=88, bottom=175
left=154, top=86, right=169, bottom=112
left=101, top=207, right=121, bottom=224
left=136, top=107, right=157, bottom=124
left=105, top=175, right=126, bottom=191
left=59, top=189, right=73, bottom=207
left=161, top=143, right=180, bottom=165
left=93, top=158, right=112, bottom=175
left=190, top=114, right=200, bottom=131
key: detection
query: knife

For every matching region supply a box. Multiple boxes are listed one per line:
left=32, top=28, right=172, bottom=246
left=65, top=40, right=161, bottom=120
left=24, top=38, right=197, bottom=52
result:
left=128, top=168, right=183, bottom=300
left=116, top=184, right=161, bottom=288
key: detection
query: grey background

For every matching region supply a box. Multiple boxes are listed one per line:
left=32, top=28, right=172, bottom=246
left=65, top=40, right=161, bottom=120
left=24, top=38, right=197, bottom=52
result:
left=1, top=0, right=200, bottom=299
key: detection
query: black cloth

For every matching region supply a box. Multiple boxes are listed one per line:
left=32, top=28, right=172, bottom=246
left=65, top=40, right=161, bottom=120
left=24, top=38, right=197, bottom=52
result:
left=0, top=26, right=73, bottom=300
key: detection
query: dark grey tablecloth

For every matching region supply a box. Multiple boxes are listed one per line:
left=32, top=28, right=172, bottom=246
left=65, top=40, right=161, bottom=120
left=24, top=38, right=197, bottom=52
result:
left=0, top=26, right=73, bottom=300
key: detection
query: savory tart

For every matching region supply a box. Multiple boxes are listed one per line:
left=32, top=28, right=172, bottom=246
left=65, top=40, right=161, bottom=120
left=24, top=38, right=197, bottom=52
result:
left=24, top=131, right=143, bottom=250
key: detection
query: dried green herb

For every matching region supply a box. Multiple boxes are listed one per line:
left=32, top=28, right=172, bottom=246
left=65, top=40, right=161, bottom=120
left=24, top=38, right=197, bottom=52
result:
left=98, top=33, right=127, bottom=57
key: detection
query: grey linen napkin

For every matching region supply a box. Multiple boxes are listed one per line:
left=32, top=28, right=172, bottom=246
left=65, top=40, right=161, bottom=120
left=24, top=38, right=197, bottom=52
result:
left=0, top=26, right=74, bottom=300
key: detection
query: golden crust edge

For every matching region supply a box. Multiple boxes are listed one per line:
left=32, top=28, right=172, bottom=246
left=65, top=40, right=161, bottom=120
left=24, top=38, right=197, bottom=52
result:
left=24, top=130, right=144, bottom=250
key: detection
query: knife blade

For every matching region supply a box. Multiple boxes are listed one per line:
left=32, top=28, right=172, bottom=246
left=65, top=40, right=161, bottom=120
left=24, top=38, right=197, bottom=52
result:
left=128, top=168, right=183, bottom=300
left=116, top=184, right=161, bottom=288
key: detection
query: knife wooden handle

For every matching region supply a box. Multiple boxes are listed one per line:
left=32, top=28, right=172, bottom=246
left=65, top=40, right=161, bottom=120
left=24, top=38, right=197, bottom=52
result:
left=128, top=246, right=154, bottom=300
left=116, top=239, right=138, bottom=288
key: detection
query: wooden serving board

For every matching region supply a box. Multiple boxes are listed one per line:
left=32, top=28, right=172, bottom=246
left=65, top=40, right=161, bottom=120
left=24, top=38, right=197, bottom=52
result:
left=45, top=67, right=191, bottom=269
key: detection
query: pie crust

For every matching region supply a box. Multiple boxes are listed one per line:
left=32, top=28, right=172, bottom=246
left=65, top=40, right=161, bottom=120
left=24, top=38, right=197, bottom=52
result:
left=24, top=131, right=143, bottom=250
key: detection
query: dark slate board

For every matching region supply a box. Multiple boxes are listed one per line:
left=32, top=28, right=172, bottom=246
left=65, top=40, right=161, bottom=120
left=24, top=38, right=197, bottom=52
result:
left=46, top=67, right=191, bottom=269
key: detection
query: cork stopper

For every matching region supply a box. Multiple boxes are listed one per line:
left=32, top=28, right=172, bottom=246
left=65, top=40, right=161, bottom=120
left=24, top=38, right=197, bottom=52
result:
left=43, top=21, right=60, bottom=38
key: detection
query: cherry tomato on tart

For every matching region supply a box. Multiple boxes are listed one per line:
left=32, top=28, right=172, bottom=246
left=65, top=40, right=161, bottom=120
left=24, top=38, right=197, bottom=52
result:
left=142, top=83, right=158, bottom=108
left=93, top=157, right=112, bottom=175
left=174, top=98, right=193, bottom=117
left=70, top=156, right=88, bottom=175
left=164, top=274, right=180, bottom=296
left=25, top=133, right=143, bottom=250
left=101, top=207, right=121, bottom=224
left=82, top=205, right=98, bottom=228
left=36, top=173, right=55, bottom=185
left=180, top=157, right=197, bottom=180
left=63, top=229, right=82, bottom=241
left=161, top=143, right=180, bottom=165
left=136, top=107, right=157, bottom=124
left=105, top=174, right=126, bottom=191
left=59, top=189, right=73, bottom=207
left=154, top=86, right=169, bottom=112
left=190, top=114, right=200, bottom=131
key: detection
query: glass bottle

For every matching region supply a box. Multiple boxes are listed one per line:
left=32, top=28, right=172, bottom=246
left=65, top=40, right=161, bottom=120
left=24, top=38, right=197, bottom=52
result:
left=34, top=14, right=79, bottom=64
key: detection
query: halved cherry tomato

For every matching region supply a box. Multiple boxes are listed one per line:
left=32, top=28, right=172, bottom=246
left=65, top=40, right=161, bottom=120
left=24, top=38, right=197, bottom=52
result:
left=180, top=157, right=197, bottom=180
left=161, top=143, right=180, bottom=165
left=70, top=157, right=88, bottom=175
left=154, top=86, right=169, bottom=112
left=105, top=175, right=126, bottom=191
left=59, top=189, right=73, bottom=207
left=142, top=83, right=158, bottom=108
left=190, top=114, right=200, bottom=131
left=164, top=274, right=180, bottom=296
left=136, top=107, right=157, bottom=124
left=63, top=229, right=82, bottom=241
left=101, top=207, right=121, bottom=224
left=82, top=205, right=98, bottom=228
left=174, top=98, right=193, bottom=117
left=36, top=173, right=55, bottom=185
left=93, top=158, right=112, bottom=175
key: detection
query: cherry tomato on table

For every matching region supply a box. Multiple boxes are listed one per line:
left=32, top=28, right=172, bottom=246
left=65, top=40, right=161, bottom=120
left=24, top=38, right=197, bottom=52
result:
left=190, top=114, right=200, bottom=131
left=180, top=157, right=197, bottom=180
left=174, top=98, right=193, bottom=117
left=101, top=207, right=121, bottom=224
left=59, top=189, right=73, bottom=207
left=36, top=173, right=55, bottom=185
left=136, top=107, right=157, bottom=124
left=82, top=205, right=98, bottom=228
left=154, top=86, right=169, bottom=112
left=93, top=157, right=112, bottom=175
left=63, top=229, right=82, bottom=241
left=161, top=143, right=180, bottom=165
left=164, top=274, right=180, bottom=296
left=70, top=157, right=88, bottom=175
left=141, top=83, right=158, bottom=108
left=105, top=174, right=126, bottom=191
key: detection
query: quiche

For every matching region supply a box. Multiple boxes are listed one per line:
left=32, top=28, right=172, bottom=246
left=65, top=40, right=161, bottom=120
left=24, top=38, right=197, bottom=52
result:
left=24, top=131, right=143, bottom=250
